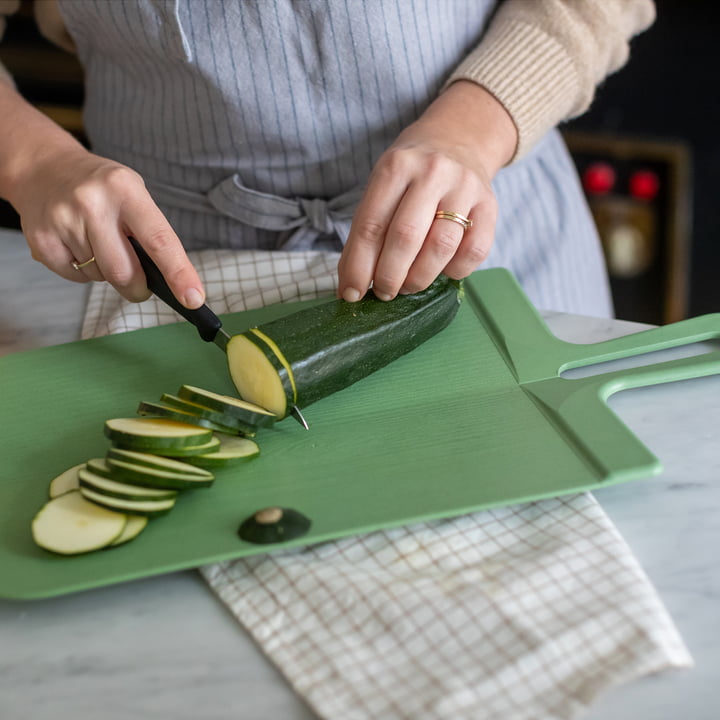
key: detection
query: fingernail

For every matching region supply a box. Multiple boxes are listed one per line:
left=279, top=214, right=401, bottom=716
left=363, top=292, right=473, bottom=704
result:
left=374, top=291, right=393, bottom=302
left=342, top=287, right=362, bottom=302
left=184, top=287, right=204, bottom=308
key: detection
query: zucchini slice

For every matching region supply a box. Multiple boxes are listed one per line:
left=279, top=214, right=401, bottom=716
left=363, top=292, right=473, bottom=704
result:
left=136, top=401, right=241, bottom=435
left=176, top=385, right=276, bottom=428
left=238, top=507, right=311, bottom=544
left=105, top=418, right=213, bottom=450
left=183, top=435, right=260, bottom=468
left=225, top=334, right=291, bottom=418
left=104, top=456, right=214, bottom=490
left=157, top=435, right=222, bottom=457
left=226, top=275, right=462, bottom=418
left=106, top=447, right=215, bottom=477
left=80, top=487, right=176, bottom=516
left=48, top=462, right=84, bottom=498
left=159, top=394, right=257, bottom=436
left=110, top=514, right=148, bottom=546
left=79, top=465, right=180, bottom=499
left=32, top=490, right=128, bottom=555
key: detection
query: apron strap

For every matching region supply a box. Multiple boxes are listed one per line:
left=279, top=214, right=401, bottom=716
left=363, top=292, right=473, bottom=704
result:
left=146, top=176, right=364, bottom=249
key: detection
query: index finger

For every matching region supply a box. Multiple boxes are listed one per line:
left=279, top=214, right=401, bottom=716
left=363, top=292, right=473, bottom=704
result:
left=122, top=194, right=205, bottom=309
left=338, top=177, right=408, bottom=302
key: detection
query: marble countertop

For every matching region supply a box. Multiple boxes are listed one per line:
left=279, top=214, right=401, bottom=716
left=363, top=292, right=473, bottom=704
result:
left=1, top=228, right=718, bottom=720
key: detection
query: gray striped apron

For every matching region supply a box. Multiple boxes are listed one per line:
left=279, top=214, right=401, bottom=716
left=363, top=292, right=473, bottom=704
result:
left=57, top=0, right=612, bottom=317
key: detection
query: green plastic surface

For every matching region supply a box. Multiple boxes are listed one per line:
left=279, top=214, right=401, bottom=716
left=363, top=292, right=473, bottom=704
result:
left=2, top=268, right=719, bottom=599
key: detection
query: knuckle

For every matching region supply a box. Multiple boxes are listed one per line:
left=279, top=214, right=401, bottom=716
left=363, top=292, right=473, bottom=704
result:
left=141, top=227, right=179, bottom=254
left=429, top=229, right=460, bottom=256
left=372, top=272, right=400, bottom=295
left=424, top=151, right=450, bottom=178
left=353, top=220, right=386, bottom=249
left=462, top=241, right=491, bottom=267
left=102, top=265, right=135, bottom=288
left=27, top=232, right=58, bottom=265
left=389, top=221, right=422, bottom=251
left=102, top=164, right=142, bottom=191
left=377, top=147, right=414, bottom=177
left=72, top=165, right=140, bottom=212
left=70, top=182, right=105, bottom=213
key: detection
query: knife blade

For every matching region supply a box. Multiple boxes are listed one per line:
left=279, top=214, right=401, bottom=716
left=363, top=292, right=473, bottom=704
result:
left=129, top=237, right=308, bottom=429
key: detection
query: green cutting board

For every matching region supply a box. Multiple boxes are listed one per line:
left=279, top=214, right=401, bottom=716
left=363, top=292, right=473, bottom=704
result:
left=2, top=268, right=719, bottom=599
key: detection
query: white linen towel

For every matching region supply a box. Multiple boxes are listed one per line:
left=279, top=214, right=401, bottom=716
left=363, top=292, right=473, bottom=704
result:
left=82, top=249, right=692, bottom=720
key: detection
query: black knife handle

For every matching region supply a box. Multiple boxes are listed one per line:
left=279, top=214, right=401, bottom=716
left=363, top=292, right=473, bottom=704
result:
left=129, top=237, right=222, bottom=343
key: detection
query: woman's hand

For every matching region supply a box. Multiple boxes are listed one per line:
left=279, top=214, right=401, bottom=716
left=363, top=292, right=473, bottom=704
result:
left=337, top=80, right=518, bottom=302
left=0, top=82, right=204, bottom=308
left=12, top=147, right=205, bottom=308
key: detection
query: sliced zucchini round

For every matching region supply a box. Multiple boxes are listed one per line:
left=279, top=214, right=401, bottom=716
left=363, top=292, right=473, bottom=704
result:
left=184, top=435, right=260, bottom=468
left=160, top=394, right=257, bottom=436
left=158, top=435, right=222, bottom=457
left=80, top=486, right=176, bottom=516
left=177, top=385, right=277, bottom=427
left=48, top=462, right=84, bottom=498
left=136, top=401, right=241, bottom=435
left=237, top=506, right=311, bottom=544
left=110, top=514, right=148, bottom=546
left=226, top=333, right=293, bottom=418
left=106, top=447, right=215, bottom=477
left=79, top=465, right=180, bottom=499
left=83, top=458, right=115, bottom=480
left=104, top=457, right=214, bottom=490
left=32, top=490, right=128, bottom=555
left=104, top=418, right=213, bottom=450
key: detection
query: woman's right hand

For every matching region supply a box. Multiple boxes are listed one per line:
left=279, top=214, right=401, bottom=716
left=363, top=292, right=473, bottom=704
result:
left=10, top=144, right=206, bottom=308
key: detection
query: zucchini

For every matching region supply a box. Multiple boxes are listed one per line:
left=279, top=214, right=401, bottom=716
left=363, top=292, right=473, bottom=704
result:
left=110, top=514, right=148, bottom=546
left=32, top=490, right=128, bottom=555
left=80, top=487, right=176, bottom=516
left=238, top=506, right=311, bottom=544
left=48, top=462, right=84, bottom=498
left=105, top=418, right=213, bottom=450
left=183, top=435, right=260, bottom=468
left=104, top=456, right=214, bottom=490
left=159, top=394, right=257, bottom=436
left=157, top=435, right=222, bottom=457
left=136, top=401, right=241, bottom=435
left=106, top=447, right=216, bottom=477
left=226, top=275, right=462, bottom=418
left=80, top=464, right=180, bottom=499
left=176, top=386, right=276, bottom=428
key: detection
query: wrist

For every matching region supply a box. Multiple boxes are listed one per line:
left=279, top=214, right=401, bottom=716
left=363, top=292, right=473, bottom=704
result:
left=0, top=83, right=86, bottom=207
left=425, top=80, right=519, bottom=175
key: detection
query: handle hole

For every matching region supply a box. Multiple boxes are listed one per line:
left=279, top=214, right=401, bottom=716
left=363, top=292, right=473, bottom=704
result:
left=560, top=340, right=720, bottom=379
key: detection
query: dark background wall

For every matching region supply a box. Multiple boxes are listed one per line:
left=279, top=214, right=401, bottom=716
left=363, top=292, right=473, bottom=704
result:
left=566, top=0, right=720, bottom=316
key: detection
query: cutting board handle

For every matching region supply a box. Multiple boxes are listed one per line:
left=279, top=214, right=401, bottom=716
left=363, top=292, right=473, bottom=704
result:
left=465, top=269, right=720, bottom=382
left=558, top=314, right=720, bottom=374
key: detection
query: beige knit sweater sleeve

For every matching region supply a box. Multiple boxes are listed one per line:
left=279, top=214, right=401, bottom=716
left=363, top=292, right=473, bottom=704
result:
left=447, top=0, right=656, bottom=160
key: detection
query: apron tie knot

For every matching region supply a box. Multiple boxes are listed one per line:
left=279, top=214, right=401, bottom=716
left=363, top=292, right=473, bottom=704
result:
left=299, top=197, right=336, bottom=236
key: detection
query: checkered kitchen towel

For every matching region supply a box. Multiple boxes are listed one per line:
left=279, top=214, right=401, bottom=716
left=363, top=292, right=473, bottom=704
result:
left=82, top=249, right=692, bottom=720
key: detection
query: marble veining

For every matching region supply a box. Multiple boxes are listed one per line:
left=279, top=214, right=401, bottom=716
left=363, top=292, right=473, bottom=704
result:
left=1, top=228, right=719, bottom=719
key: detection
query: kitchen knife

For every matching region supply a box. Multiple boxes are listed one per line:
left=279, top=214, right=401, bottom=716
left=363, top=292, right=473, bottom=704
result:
left=129, top=237, right=308, bottom=429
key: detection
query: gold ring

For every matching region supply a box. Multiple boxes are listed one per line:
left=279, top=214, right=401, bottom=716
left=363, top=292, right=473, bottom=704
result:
left=71, top=256, right=96, bottom=271
left=434, top=210, right=473, bottom=231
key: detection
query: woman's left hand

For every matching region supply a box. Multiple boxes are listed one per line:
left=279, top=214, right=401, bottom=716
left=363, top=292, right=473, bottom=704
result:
left=337, top=80, right=518, bottom=302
